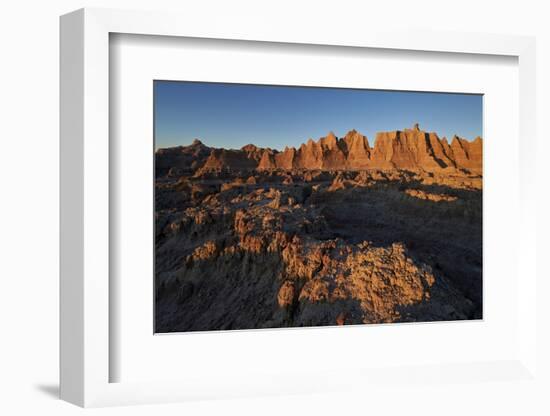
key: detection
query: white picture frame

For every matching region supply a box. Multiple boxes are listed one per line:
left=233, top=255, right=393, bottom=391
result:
left=60, top=7, right=538, bottom=408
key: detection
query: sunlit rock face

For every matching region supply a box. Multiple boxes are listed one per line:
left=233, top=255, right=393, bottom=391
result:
left=163, top=124, right=481, bottom=174
left=157, top=124, right=483, bottom=176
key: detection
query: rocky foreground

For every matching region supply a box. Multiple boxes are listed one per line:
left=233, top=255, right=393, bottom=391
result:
left=155, top=126, right=482, bottom=332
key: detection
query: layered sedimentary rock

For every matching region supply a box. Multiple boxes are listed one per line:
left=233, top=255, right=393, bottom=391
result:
left=258, top=124, right=481, bottom=172
left=448, top=136, right=483, bottom=173
left=370, top=125, right=455, bottom=171
left=342, top=129, right=371, bottom=168
left=156, top=125, right=483, bottom=176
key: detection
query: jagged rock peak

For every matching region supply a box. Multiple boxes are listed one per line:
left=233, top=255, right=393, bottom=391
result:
left=191, top=139, right=204, bottom=146
left=321, top=131, right=339, bottom=149
left=344, top=128, right=367, bottom=139
left=241, top=144, right=258, bottom=152
left=343, top=129, right=367, bottom=142
left=157, top=127, right=483, bottom=175
left=343, top=129, right=370, bottom=152
left=451, top=134, right=464, bottom=146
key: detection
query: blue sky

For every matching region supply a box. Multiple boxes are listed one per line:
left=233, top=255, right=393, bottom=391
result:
left=154, top=81, right=482, bottom=150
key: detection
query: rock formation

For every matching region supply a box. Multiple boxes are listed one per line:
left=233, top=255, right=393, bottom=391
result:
left=342, top=129, right=371, bottom=169
left=156, top=125, right=482, bottom=177
left=154, top=125, right=483, bottom=332
left=155, top=139, right=211, bottom=177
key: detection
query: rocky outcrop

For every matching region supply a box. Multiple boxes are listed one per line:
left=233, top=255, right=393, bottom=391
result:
left=257, top=124, right=481, bottom=172
left=199, top=147, right=259, bottom=171
left=342, top=129, right=371, bottom=169
left=156, top=125, right=483, bottom=177
left=155, top=139, right=211, bottom=177
left=240, top=144, right=265, bottom=162
left=370, top=127, right=453, bottom=171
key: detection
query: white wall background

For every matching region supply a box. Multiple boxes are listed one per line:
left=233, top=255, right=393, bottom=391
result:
left=0, top=1, right=548, bottom=415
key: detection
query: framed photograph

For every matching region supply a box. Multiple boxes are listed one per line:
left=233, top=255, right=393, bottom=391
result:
left=153, top=81, right=484, bottom=333
left=60, top=8, right=538, bottom=407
